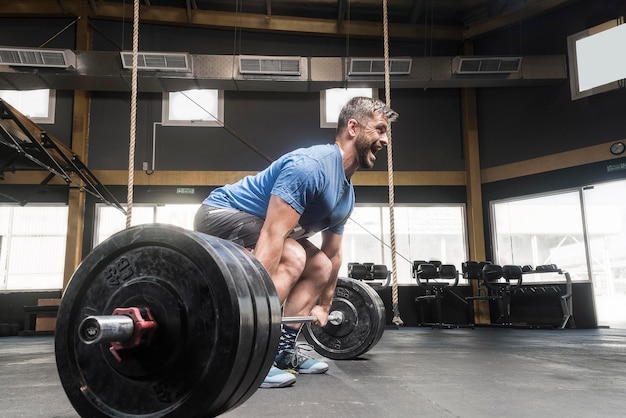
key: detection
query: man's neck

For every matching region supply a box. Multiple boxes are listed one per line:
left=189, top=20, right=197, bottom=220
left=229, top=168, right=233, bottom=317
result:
left=336, top=140, right=359, bottom=180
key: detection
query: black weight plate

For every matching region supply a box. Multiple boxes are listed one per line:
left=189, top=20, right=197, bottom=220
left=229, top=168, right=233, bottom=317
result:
left=54, top=224, right=267, bottom=417
left=189, top=233, right=256, bottom=415
left=359, top=280, right=387, bottom=350
left=302, top=277, right=386, bottom=360
left=206, top=236, right=281, bottom=412
left=342, top=278, right=385, bottom=354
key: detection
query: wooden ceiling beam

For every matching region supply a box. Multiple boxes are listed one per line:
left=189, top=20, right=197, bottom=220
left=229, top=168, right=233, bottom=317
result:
left=464, top=0, right=576, bottom=40
left=0, top=0, right=463, bottom=41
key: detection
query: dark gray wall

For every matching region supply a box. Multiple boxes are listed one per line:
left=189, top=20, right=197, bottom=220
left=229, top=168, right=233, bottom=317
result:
left=475, top=0, right=626, bottom=168
left=2, top=1, right=624, bottom=175
left=0, top=0, right=622, bottom=213
left=87, top=88, right=464, bottom=171
left=0, top=17, right=76, bottom=48
left=472, top=0, right=626, bottom=264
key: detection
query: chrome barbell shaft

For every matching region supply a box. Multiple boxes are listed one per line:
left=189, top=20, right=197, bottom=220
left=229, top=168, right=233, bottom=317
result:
left=79, top=310, right=345, bottom=346
left=281, top=311, right=343, bottom=325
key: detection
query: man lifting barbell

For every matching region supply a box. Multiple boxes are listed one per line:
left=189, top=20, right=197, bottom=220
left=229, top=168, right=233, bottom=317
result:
left=194, top=96, right=398, bottom=388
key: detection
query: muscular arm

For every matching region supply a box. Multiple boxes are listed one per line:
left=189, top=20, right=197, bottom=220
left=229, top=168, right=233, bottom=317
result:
left=317, top=229, right=343, bottom=309
left=254, top=194, right=301, bottom=278
left=306, top=229, right=343, bottom=326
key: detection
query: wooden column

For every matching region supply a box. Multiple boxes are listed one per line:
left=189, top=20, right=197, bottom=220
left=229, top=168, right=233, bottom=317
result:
left=460, top=41, right=490, bottom=324
left=461, top=87, right=486, bottom=263
left=461, top=87, right=490, bottom=325
left=63, top=7, right=92, bottom=289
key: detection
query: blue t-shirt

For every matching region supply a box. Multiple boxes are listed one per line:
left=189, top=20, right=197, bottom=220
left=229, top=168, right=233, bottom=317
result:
left=204, top=143, right=354, bottom=237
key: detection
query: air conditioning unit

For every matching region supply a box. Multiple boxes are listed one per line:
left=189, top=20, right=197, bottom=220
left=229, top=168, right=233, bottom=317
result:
left=348, top=57, right=412, bottom=75
left=238, top=55, right=301, bottom=75
left=0, top=46, right=76, bottom=68
left=120, top=51, right=191, bottom=72
left=452, top=56, right=522, bottom=74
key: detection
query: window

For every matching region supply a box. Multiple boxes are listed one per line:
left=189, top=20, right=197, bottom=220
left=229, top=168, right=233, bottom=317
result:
left=491, top=180, right=626, bottom=328
left=0, top=89, right=56, bottom=123
left=310, top=204, right=468, bottom=284
left=567, top=18, right=626, bottom=100
left=491, top=191, right=587, bottom=280
left=96, top=203, right=467, bottom=286
left=0, top=205, right=68, bottom=290
left=320, top=88, right=376, bottom=128
left=583, top=181, right=626, bottom=328
left=162, top=89, right=223, bottom=127
left=94, top=204, right=199, bottom=246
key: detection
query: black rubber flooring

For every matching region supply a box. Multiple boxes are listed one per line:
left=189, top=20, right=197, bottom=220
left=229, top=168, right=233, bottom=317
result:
left=1, top=327, right=625, bottom=417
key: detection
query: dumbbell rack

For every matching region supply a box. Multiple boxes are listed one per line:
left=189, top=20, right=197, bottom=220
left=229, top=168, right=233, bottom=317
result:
left=518, top=267, right=574, bottom=329
left=464, top=262, right=574, bottom=329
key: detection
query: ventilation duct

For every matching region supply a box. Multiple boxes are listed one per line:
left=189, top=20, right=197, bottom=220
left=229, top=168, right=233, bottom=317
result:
left=348, top=57, right=412, bottom=75
left=0, top=46, right=76, bottom=68
left=452, top=56, right=522, bottom=74
left=238, top=55, right=301, bottom=75
left=0, top=52, right=565, bottom=92
left=120, top=51, right=191, bottom=72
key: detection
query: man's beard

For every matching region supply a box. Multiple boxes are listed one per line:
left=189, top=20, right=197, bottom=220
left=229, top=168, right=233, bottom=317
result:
left=355, top=132, right=375, bottom=169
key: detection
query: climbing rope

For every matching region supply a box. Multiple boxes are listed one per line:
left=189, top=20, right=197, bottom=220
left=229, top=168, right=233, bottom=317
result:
left=382, top=0, right=403, bottom=326
left=126, top=0, right=139, bottom=228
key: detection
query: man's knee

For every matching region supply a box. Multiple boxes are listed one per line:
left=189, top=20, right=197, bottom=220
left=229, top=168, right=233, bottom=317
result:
left=304, top=248, right=333, bottom=286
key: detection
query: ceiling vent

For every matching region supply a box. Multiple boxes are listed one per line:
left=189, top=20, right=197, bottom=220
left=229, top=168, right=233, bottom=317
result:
left=452, top=56, right=522, bottom=74
left=348, top=57, right=412, bottom=75
left=239, top=56, right=301, bottom=75
left=120, top=51, right=191, bottom=72
left=0, top=46, right=76, bottom=68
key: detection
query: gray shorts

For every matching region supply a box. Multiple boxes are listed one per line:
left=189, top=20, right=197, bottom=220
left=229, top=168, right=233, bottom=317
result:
left=193, top=204, right=265, bottom=249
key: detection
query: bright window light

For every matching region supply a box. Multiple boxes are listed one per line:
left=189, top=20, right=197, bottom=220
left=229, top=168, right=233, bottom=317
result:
left=162, top=89, right=223, bottom=127
left=491, top=180, right=626, bottom=328
left=491, top=191, right=586, bottom=279
left=0, top=205, right=68, bottom=290
left=94, top=204, right=199, bottom=246
left=575, top=23, right=626, bottom=91
left=309, top=204, right=468, bottom=283
left=320, top=88, right=376, bottom=128
left=567, top=19, right=626, bottom=100
left=0, top=89, right=56, bottom=123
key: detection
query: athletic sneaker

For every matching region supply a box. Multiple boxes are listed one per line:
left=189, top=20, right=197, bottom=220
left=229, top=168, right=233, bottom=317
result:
left=260, top=366, right=296, bottom=388
left=274, top=344, right=329, bottom=374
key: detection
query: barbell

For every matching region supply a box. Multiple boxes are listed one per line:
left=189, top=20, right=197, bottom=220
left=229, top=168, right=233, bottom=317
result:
left=77, top=310, right=344, bottom=347
left=54, top=224, right=386, bottom=417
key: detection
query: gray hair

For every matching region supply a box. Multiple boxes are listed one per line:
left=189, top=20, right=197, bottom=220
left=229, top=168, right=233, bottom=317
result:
left=336, top=96, right=399, bottom=135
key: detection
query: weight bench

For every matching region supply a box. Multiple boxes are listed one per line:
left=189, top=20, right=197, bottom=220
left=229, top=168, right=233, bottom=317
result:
left=20, top=304, right=59, bottom=335
left=464, top=262, right=522, bottom=326
left=413, top=261, right=460, bottom=327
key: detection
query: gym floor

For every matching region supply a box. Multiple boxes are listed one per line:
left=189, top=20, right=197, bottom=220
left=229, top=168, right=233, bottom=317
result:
left=2, top=327, right=625, bottom=418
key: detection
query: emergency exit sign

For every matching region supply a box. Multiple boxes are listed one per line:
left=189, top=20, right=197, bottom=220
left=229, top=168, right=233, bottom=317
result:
left=606, top=162, right=626, bottom=172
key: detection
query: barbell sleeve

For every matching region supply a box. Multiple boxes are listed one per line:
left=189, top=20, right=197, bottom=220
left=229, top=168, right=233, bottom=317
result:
left=79, top=315, right=135, bottom=345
